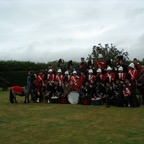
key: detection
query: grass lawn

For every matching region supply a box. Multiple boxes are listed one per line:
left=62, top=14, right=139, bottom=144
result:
left=0, top=90, right=144, bottom=144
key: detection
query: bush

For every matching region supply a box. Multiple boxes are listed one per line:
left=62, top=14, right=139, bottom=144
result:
left=0, top=71, right=28, bottom=86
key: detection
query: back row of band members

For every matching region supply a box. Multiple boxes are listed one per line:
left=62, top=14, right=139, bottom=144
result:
left=55, top=55, right=142, bottom=75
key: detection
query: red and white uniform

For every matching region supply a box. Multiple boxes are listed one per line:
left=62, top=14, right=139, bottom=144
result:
left=135, top=63, right=142, bottom=75
left=128, top=69, right=138, bottom=86
left=96, top=60, right=107, bottom=70
left=123, top=84, right=131, bottom=97
left=128, top=69, right=138, bottom=81
left=70, top=75, right=81, bottom=91
left=70, top=75, right=79, bottom=85
left=36, top=74, right=45, bottom=86
left=96, top=74, right=105, bottom=82
left=79, top=75, right=86, bottom=86
left=88, top=74, right=96, bottom=86
left=64, top=75, right=70, bottom=83
left=55, top=74, right=64, bottom=86
left=47, top=74, right=55, bottom=83
left=36, top=73, right=45, bottom=92
left=118, top=72, right=126, bottom=81
left=104, top=72, right=115, bottom=83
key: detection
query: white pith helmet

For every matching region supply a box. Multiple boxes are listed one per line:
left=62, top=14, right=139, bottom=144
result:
left=89, top=69, right=93, bottom=73
left=107, top=66, right=112, bottom=71
left=118, top=66, right=123, bottom=71
left=129, top=63, right=135, bottom=69
left=73, top=70, right=77, bottom=74
left=97, top=68, right=102, bottom=73
left=98, top=54, right=103, bottom=58
left=57, top=69, right=62, bottom=73
left=65, top=71, right=69, bottom=75
left=48, top=69, right=53, bottom=72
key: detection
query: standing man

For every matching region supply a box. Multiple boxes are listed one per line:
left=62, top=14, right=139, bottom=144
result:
left=96, top=54, right=107, bottom=74
left=36, top=70, right=45, bottom=102
left=80, top=57, right=87, bottom=72
left=128, top=63, right=138, bottom=88
left=137, top=67, right=144, bottom=104
left=26, top=69, right=36, bottom=102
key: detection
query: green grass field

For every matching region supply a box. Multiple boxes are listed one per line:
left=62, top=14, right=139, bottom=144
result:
left=0, top=90, right=144, bottom=144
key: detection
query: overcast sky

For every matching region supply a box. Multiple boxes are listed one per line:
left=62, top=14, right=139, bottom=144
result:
left=0, top=0, right=144, bottom=63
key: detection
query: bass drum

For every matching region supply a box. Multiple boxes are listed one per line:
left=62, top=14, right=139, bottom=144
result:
left=68, top=91, right=79, bottom=104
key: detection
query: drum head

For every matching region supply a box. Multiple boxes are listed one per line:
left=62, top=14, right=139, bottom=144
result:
left=68, top=91, right=79, bottom=104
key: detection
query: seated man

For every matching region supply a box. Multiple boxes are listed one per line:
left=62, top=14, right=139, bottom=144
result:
left=80, top=81, right=92, bottom=105
left=70, top=70, right=81, bottom=91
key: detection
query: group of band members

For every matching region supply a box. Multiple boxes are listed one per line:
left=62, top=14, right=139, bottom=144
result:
left=27, top=54, right=144, bottom=107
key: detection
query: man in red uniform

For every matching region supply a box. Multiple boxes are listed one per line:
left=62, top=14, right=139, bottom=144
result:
left=133, top=58, right=142, bottom=75
left=80, top=57, right=87, bottom=72
left=88, top=69, right=96, bottom=87
left=55, top=69, right=64, bottom=87
left=96, top=54, right=107, bottom=74
left=117, top=66, right=126, bottom=83
left=96, top=68, right=105, bottom=82
left=48, top=69, right=64, bottom=102
left=79, top=70, right=86, bottom=88
left=123, top=74, right=139, bottom=107
left=137, top=67, right=144, bottom=104
left=128, top=63, right=138, bottom=88
left=46, top=69, right=55, bottom=85
left=63, top=71, right=70, bottom=84
left=104, top=66, right=115, bottom=84
left=36, top=70, right=45, bottom=102
left=45, top=69, right=55, bottom=103
left=123, top=76, right=132, bottom=107
left=70, top=70, right=81, bottom=91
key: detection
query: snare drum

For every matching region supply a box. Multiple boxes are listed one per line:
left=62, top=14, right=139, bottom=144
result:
left=68, top=91, right=79, bottom=104
left=81, top=97, right=91, bottom=105
left=59, top=96, right=69, bottom=104
left=91, top=98, right=102, bottom=106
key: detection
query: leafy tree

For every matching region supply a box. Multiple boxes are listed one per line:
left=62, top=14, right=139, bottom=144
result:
left=87, top=43, right=129, bottom=66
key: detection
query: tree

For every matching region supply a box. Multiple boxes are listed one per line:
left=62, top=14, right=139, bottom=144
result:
left=87, top=43, right=129, bottom=66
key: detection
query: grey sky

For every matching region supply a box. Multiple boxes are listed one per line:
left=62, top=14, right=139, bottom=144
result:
left=0, top=0, right=144, bottom=62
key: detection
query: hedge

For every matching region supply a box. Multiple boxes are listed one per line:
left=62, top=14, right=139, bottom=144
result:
left=0, top=71, right=29, bottom=86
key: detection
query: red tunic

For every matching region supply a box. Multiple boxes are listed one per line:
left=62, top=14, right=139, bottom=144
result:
left=135, top=63, right=141, bottom=75
left=63, top=75, right=70, bottom=83
left=70, top=75, right=81, bottom=91
left=128, top=69, right=138, bottom=86
left=55, top=74, right=64, bottom=86
left=36, top=74, right=45, bottom=85
left=70, top=75, right=78, bottom=84
left=104, top=72, right=115, bottom=83
left=128, top=69, right=138, bottom=81
left=96, top=60, right=107, bottom=70
left=88, top=74, right=96, bottom=86
left=79, top=75, right=86, bottom=86
left=36, top=74, right=45, bottom=92
left=123, top=84, right=131, bottom=97
left=96, top=74, right=105, bottom=82
left=118, top=72, right=126, bottom=81
left=47, top=74, right=55, bottom=82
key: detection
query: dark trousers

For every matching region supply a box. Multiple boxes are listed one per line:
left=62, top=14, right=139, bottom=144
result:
left=124, top=96, right=131, bottom=107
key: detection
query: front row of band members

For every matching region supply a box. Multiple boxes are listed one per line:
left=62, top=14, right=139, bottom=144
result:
left=31, top=65, right=139, bottom=107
